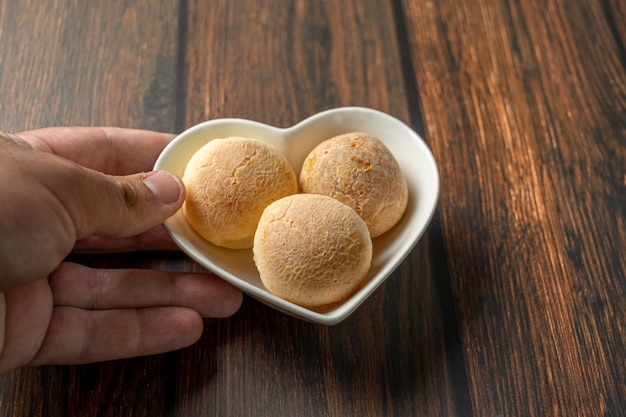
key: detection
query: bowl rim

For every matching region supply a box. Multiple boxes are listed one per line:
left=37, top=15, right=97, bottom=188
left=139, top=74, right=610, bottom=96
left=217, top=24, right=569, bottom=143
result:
left=155, top=106, right=440, bottom=325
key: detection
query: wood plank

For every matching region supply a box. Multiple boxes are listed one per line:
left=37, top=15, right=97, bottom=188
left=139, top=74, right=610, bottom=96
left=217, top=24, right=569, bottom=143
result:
left=1, top=0, right=622, bottom=415
left=0, top=0, right=181, bottom=415
left=0, top=0, right=180, bottom=132
left=174, top=0, right=465, bottom=416
left=181, top=0, right=411, bottom=126
left=401, top=0, right=626, bottom=415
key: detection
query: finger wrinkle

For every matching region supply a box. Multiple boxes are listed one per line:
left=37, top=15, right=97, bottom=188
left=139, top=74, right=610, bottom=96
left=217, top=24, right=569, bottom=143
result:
left=86, top=267, right=107, bottom=310
left=79, top=311, right=97, bottom=364
left=0, top=131, right=36, bottom=150
left=168, top=274, right=177, bottom=308
left=135, top=310, right=146, bottom=358
left=79, top=309, right=142, bottom=364
left=120, top=179, right=142, bottom=209
left=98, top=127, right=121, bottom=174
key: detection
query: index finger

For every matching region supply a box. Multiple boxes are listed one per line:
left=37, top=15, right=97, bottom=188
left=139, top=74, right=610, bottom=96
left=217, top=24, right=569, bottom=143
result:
left=15, top=127, right=176, bottom=175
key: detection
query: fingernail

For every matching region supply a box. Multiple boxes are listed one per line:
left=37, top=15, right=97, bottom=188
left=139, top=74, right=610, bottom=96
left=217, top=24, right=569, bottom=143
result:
left=143, top=171, right=183, bottom=204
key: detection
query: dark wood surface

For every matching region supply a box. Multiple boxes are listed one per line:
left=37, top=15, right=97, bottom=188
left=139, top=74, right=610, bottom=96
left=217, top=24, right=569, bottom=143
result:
left=0, top=0, right=624, bottom=415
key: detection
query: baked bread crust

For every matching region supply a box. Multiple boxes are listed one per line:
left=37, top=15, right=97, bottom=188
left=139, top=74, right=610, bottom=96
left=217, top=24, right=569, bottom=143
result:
left=183, top=137, right=298, bottom=249
left=253, top=194, right=372, bottom=307
left=299, top=132, right=408, bottom=237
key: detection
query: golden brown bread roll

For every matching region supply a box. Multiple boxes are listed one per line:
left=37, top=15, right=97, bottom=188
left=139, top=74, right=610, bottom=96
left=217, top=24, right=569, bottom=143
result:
left=182, top=137, right=298, bottom=249
left=253, top=193, right=372, bottom=307
left=299, top=132, right=408, bottom=237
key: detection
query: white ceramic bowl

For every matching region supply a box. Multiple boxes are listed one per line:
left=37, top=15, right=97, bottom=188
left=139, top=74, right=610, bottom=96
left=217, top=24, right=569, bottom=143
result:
left=154, top=107, right=439, bottom=325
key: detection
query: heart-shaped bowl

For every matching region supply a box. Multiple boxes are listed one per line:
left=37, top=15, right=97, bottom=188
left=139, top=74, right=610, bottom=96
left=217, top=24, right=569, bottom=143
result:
left=154, top=106, right=439, bottom=325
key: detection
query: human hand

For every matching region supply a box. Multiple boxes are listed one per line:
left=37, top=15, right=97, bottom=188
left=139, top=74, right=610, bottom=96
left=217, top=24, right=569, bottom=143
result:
left=0, top=127, right=243, bottom=375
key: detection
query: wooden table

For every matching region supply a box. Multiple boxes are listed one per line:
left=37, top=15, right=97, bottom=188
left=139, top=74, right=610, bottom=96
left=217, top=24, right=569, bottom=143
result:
left=1, top=0, right=624, bottom=415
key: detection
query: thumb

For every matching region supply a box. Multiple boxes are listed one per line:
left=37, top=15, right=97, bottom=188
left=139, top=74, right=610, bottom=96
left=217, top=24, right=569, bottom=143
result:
left=71, top=170, right=185, bottom=239
left=0, top=139, right=186, bottom=288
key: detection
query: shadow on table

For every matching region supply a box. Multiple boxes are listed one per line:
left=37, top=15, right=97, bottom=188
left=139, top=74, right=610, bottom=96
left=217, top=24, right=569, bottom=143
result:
left=168, top=214, right=476, bottom=416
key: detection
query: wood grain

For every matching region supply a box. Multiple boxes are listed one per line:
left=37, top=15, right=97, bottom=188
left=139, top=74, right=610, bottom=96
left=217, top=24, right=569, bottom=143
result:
left=181, top=0, right=411, bottom=126
left=0, top=0, right=624, bottom=416
left=402, top=0, right=626, bottom=415
left=0, top=1, right=183, bottom=416
left=0, top=0, right=180, bottom=132
left=174, top=1, right=462, bottom=416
